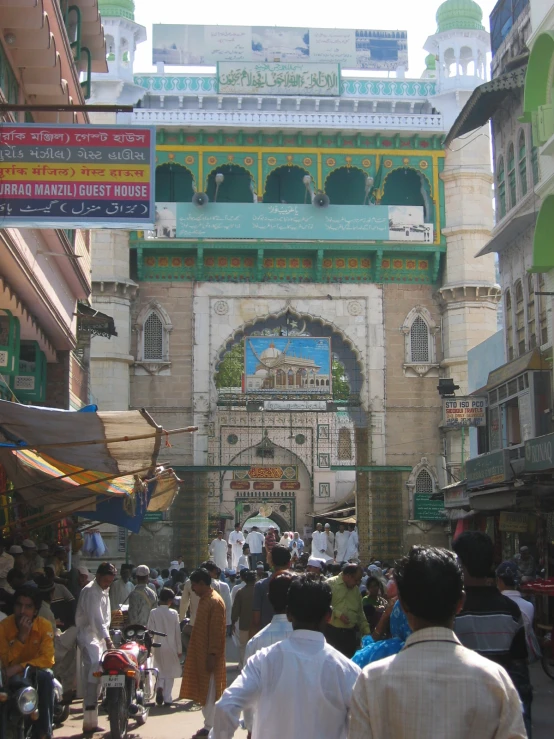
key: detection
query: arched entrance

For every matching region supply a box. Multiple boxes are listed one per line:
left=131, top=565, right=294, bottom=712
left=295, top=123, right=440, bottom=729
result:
left=221, top=443, right=312, bottom=533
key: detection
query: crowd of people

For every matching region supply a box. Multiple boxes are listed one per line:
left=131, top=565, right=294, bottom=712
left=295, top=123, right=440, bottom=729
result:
left=0, top=525, right=541, bottom=738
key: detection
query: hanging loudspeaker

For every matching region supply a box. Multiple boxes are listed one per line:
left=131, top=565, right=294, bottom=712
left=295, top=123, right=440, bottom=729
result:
left=312, top=191, right=330, bottom=208
left=192, top=192, right=209, bottom=206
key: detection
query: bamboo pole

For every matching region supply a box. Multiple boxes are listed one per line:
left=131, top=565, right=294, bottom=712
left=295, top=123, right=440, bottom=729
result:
left=14, top=425, right=198, bottom=452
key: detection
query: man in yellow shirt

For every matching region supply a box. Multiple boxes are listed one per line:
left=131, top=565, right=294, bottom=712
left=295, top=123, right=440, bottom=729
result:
left=0, top=585, right=55, bottom=739
left=325, top=563, right=369, bottom=657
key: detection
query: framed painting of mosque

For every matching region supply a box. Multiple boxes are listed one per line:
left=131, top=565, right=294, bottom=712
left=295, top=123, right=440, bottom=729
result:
left=245, top=337, right=332, bottom=395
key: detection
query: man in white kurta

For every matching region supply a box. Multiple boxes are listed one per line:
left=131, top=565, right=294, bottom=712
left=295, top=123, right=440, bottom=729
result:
left=344, top=525, right=359, bottom=561
left=147, top=588, right=182, bottom=705
left=246, top=527, right=265, bottom=569
left=324, top=524, right=335, bottom=559
left=75, top=562, right=116, bottom=732
left=312, top=524, right=332, bottom=562
left=334, top=524, right=351, bottom=563
left=109, top=565, right=134, bottom=610
left=209, top=531, right=229, bottom=571
left=228, top=524, right=246, bottom=570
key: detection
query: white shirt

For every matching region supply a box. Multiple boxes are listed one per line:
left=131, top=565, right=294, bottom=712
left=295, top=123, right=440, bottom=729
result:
left=334, top=531, right=350, bottom=562
left=349, top=627, right=527, bottom=739
left=344, top=529, right=359, bottom=560
left=109, top=578, right=134, bottom=610
left=147, top=605, right=182, bottom=679
left=242, top=614, right=294, bottom=732
left=209, top=538, right=229, bottom=571
left=212, top=630, right=360, bottom=738
left=236, top=554, right=249, bottom=570
left=312, top=530, right=333, bottom=562
left=76, top=579, right=111, bottom=642
left=502, top=589, right=535, bottom=643
left=246, top=530, right=264, bottom=555
left=217, top=579, right=232, bottom=626
left=228, top=531, right=246, bottom=569
left=325, top=530, right=335, bottom=557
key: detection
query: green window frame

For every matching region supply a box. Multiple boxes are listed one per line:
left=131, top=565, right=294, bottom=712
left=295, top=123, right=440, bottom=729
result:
left=518, top=132, right=527, bottom=197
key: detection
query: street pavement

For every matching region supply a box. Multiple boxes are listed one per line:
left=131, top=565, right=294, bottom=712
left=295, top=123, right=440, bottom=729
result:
left=53, top=642, right=553, bottom=738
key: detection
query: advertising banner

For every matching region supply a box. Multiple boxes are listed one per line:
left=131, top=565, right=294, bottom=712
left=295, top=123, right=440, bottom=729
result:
left=0, top=125, right=155, bottom=229
left=443, top=397, right=487, bottom=428
left=524, top=431, right=554, bottom=472
left=245, top=337, right=332, bottom=394
left=217, top=62, right=340, bottom=96
left=149, top=203, right=434, bottom=243
left=499, top=511, right=529, bottom=533
left=153, top=24, right=408, bottom=71
left=465, top=450, right=513, bottom=490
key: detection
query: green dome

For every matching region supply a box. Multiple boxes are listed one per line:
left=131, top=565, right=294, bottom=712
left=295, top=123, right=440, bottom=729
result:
left=436, top=0, right=485, bottom=33
left=425, top=53, right=437, bottom=70
left=98, top=0, right=135, bottom=20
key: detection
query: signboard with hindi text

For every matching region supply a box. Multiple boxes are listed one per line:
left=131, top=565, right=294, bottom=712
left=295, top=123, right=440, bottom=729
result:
left=153, top=25, right=408, bottom=71
left=217, top=62, right=340, bottom=96
left=0, top=125, right=155, bottom=229
left=443, top=397, right=487, bottom=428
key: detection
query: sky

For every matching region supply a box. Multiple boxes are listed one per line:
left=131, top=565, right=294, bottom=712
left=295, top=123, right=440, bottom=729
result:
left=133, top=0, right=499, bottom=77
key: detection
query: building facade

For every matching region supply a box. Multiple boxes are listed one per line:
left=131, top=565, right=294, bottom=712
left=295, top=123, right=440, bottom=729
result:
left=90, top=0, right=500, bottom=567
left=0, top=0, right=108, bottom=412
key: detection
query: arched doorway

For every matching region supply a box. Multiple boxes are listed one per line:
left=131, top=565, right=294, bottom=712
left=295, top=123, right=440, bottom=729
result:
left=206, top=164, right=255, bottom=202
left=221, top=443, right=312, bottom=533
left=325, top=166, right=368, bottom=205
left=263, top=165, right=311, bottom=204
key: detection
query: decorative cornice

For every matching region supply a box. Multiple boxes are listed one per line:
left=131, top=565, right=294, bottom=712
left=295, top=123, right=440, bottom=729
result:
left=133, top=108, right=444, bottom=132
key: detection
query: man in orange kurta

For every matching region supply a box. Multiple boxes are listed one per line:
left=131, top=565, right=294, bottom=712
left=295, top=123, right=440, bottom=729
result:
left=180, top=568, right=227, bottom=737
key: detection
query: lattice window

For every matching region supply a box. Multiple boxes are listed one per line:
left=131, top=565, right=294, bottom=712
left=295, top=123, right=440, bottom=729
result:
left=337, top=428, right=352, bottom=460
left=410, top=316, right=430, bottom=363
left=143, top=311, right=164, bottom=360
left=415, top=469, right=434, bottom=494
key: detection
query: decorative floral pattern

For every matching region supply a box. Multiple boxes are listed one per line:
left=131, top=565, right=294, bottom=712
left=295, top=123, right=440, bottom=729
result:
left=244, top=257, right=255, bottom=267
left=361, top=258, right=371, bottom=268
left=184, top=256, right=195, bottom=267
left=244, top=156, right=254, bottom=166
left=348, top=258, right=358, bottom=268
left=207, top=156, right=217, bottom=165
left=267, top=156, right=277, bottom=166
left=172, top=257, right=181, bottom=266
left=384, top=159, right=393, bottom=168
left=303, top=157, right=313, bottom=167
left=145, top=256, right=155, bottom=267
left=418, top=261, right=428, bottom=270
left=231, top=257, right=240, bottom=267
left=204, top=256, right=215, bottom=267
left=362, top=158, right=372, bottom=168
left=326, top=157, right=336, bottom=167
left=158, top=257, right=168, bottom=267
left=393, top=259, right=403, bottom=269
left=420, top=160, right=429, bottom=169
left=185, top=155, right=195, bottom=165
left=218, top=256, right=228, bottom=266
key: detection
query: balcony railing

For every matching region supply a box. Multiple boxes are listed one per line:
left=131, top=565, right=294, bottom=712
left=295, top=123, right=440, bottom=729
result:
left=132, top=108, right=444, bottom=131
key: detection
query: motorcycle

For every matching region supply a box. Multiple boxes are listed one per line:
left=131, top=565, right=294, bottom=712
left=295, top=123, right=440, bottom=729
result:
left=98, top=624, right=164, bottom=739
left=0, top=665, right=40, bottom=739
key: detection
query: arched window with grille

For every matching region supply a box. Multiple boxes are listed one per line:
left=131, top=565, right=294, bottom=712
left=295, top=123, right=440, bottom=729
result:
left=515, top=280, right=525, bottom=356
left=143, top=311, right=164, bottom=360
left=135, top=302, right=173, bottom=372
left=410, top=316, right=430, bottom=363
left=415, top=469, right=434, bottom=494
left=497, top=157, right=506, bottom=219
left=507, top=144, right=516, bottom=209
left=518, top=131, right=527, bottom=197
left=402, top=307, right=437, bottom=375
left=528, top=275, right=536, bottom=349
left=337, top=428, right=352, bottom=460
left=505, top=289, right=514, bottom=360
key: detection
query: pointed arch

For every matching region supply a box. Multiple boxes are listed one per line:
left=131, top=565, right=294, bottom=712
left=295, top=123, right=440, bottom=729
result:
left=263, top=165, right=311, bottom=204
left=406, top=457, right=439, bottom=520
left=134, top=300, right=173, bottom=364
left=401, top=306, right=438, bottom=372
left=324, top=166, right=370, bottom=205
left=206, top=164, right=255, bottom=203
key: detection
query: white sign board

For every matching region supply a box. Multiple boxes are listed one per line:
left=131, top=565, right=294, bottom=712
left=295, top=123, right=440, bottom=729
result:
left=217, top=62, right=340, bottom=96
left=153, top=25, right=408, bottom=71
left=444, top=397, right=487, bottom=428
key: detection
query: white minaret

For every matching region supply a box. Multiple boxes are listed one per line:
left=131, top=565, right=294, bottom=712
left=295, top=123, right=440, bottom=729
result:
left=88, top=0, right=146, bottom=410
left=426, top=0, right=500, bottom=480
left=91, top=0, right=147, bottom=106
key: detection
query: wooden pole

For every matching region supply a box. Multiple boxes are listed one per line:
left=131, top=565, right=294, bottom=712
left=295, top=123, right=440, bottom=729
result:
left=18, top=426, right=198, bottom=452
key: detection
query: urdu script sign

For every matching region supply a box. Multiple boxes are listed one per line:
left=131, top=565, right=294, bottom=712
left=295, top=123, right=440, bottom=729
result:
left=217, top=62, right=340, bottom=96
left=0, top=125, right=155, bottom=229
